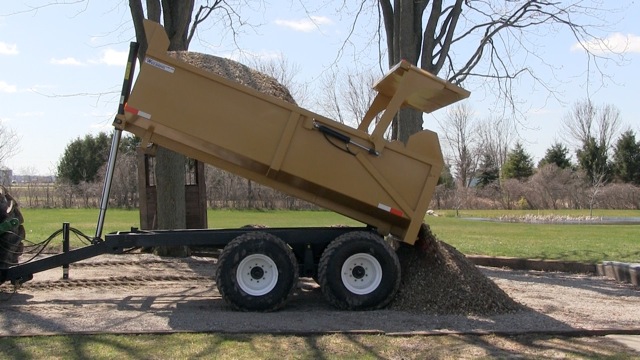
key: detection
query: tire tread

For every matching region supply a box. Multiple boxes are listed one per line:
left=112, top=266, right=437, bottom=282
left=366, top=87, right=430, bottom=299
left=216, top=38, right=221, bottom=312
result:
left=216, top=232, right=298, bottom=312
left=318, top=231, right=400, bottom=310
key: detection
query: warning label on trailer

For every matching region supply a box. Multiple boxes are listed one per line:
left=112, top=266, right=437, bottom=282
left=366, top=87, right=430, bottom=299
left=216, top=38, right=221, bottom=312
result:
left=145, top=57, right=175, bottom=73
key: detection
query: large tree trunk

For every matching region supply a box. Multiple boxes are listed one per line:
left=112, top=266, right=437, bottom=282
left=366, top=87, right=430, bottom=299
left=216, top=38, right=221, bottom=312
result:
left=380, top=0, right=427, bottom=143
left=129, top=0, right=194, bottom=257
left=153, top=147, right=189, bottom=257
left=397, top=108, right=423, bottom=143
left=152, top=1, right=194, bottom=257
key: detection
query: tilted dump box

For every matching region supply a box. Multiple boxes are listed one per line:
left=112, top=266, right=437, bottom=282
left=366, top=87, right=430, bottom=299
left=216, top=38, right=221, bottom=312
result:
left=116, top=20, right=469, bottom=245
left=1, top=20, right=470, bottom=312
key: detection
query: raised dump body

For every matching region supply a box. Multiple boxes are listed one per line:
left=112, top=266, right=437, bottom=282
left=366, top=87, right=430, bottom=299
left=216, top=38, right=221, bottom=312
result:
left=115, top=20, right=469, bottom=245
left=1, top=20, right=471, bottom=312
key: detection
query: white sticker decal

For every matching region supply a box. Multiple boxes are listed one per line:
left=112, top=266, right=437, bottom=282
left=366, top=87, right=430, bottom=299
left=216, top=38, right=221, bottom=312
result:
left=137, top=110, right=152, bottom=120
left=145, top=57, right=175, bottom=73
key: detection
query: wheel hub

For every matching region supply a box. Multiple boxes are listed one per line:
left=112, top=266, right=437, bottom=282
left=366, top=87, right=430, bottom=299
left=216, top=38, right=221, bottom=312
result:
left=250, top=266, right=265, bottom=279
left=341, top=253, right=382, bottom=295
left=351, top=265, right=366, bottom=279
left=236, top=254, right=278, bottom=296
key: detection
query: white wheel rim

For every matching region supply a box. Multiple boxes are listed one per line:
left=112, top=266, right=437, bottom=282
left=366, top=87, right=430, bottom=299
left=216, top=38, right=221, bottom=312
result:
left=341, top=253, right=382, bottom=295
left=236, top=254, right=278, bottom=296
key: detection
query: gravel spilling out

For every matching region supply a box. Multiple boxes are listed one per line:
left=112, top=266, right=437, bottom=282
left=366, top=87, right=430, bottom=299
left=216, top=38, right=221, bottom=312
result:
left=390, top=224, right=525, bottom=315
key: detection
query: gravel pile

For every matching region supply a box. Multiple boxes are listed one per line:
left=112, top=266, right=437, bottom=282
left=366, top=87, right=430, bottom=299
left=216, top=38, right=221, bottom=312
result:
left=390, top=224, right=525, bottom=315
left=167, top=51, right=296, bottom=104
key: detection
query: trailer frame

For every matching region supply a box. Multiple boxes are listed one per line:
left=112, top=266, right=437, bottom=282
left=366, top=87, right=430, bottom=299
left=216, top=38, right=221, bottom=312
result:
left=1, top=225, right=375, bottom=286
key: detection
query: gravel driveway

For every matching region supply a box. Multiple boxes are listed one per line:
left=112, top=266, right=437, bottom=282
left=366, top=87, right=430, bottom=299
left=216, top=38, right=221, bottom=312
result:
left=0, top=253, right=638, bottom=336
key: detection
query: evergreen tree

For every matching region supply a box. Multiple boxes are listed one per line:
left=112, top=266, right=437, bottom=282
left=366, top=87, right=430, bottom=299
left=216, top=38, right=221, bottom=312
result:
left=438, top=164, right=455, bottom=189
left=476, top=152, right=499, bottom=187
left=119, top=134, right=142, bottom=155
left=612, top=130, right=640, bottom=185
left=538, top=142, right=572, bottom=169
left=57, top=132, right=111, bottom=184
left=502, top=142, right=534, bottom=180
left=576, top=136, right=611, bottom=183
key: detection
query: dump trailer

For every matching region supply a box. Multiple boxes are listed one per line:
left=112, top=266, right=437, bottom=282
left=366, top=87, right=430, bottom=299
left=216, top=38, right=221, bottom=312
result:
left=1, top=20, right=469, bottom=312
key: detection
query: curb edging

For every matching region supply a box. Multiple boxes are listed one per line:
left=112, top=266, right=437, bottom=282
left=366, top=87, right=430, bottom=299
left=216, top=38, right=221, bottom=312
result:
left=598, top=261, right=640, bottom=286
left=466, top=255, right=639, bottom=287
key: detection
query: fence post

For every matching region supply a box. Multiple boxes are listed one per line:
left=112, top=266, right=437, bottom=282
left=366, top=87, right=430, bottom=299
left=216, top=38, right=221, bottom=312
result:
left=62, top=222, right=70, bottom=280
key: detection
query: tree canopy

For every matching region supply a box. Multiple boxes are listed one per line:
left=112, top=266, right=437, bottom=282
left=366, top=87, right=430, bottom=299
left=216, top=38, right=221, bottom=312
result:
left=612, top=130, right=640, bottom=185
left=538, top=142, right=572, bottom=169
left=476, top=152, right=499, bottom=188
left=57, top=133, right=139, bottom=185
left=502, top=142, right=534, bottom=180
left=57, top=133, right=110, bottom=185
left=438, top=163, right=455, bottom=189
left=576, top=136, right=611, bottom=184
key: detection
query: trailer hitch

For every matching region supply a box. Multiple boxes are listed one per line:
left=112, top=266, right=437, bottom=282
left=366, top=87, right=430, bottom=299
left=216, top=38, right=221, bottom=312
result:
left=313, top=122, right=379, bottom=156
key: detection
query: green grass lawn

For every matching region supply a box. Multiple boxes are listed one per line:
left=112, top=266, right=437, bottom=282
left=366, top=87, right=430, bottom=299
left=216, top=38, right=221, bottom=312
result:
left=18, top=208, right=640, bottom=263
left=0, top=333, right=634, bottom=359
left=19, top=208, right=361, bottom=245
left=425, top=209, right=639, bottom=263
left=426, top=216, right=639, bottom=263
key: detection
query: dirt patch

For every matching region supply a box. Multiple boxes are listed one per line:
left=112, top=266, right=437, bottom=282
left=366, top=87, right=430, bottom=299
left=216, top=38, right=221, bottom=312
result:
left=1, top=251, right=638, bottom=337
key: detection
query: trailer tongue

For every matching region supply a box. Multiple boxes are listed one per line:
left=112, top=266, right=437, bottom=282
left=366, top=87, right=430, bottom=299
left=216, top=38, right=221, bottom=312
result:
left=1, top=20, right=469, bottom=311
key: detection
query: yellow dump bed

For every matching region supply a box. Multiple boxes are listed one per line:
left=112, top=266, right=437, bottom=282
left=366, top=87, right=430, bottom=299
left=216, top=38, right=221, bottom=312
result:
left=115, top=20, right=469, bottom=245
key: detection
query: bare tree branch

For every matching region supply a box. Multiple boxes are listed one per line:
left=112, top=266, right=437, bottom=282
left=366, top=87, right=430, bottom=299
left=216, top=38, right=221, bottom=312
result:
left=317, top=68, right=377, bottom=129
left=562, top=99, right=621, bottom=154
left=476, top=115, right=516, bottom=171
left=438, top=102, right=479, bottom=187
left=0, top=122, right=21, bottom=167
left=1, top=0, right=88, bottom=16
left=188, top=1, right=221, bottom=44
left=250, top=54, right=311, bottom=107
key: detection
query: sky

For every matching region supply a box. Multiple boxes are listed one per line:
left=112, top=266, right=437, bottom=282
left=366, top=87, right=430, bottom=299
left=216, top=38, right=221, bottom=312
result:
left=1, top=1, right=639, bottom=176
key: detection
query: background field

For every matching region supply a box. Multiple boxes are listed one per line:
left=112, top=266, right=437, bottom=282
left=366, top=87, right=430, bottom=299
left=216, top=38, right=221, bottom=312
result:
left=19, top=208, right=640, bottom=263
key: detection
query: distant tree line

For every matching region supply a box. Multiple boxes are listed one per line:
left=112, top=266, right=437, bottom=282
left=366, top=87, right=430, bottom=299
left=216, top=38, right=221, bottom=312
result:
left=435, top=99, right=640, bottom=214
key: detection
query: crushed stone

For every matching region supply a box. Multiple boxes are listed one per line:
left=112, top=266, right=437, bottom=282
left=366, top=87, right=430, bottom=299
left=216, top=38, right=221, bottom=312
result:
left=390, top=224, right=525, bottom=315
left=167, top=51, right=296, bottom=104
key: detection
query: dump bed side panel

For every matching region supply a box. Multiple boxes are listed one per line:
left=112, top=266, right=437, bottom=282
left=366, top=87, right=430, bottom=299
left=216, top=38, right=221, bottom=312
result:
left=117, top=21, right=452, bottom=244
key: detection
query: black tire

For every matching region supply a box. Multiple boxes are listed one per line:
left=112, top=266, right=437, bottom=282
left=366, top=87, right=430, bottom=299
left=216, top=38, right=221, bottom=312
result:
left=0, top=186, right=25, bottom=269
left=318, top=231, right=401, bottom=310
left=215, top=232, right=298, bottom=312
